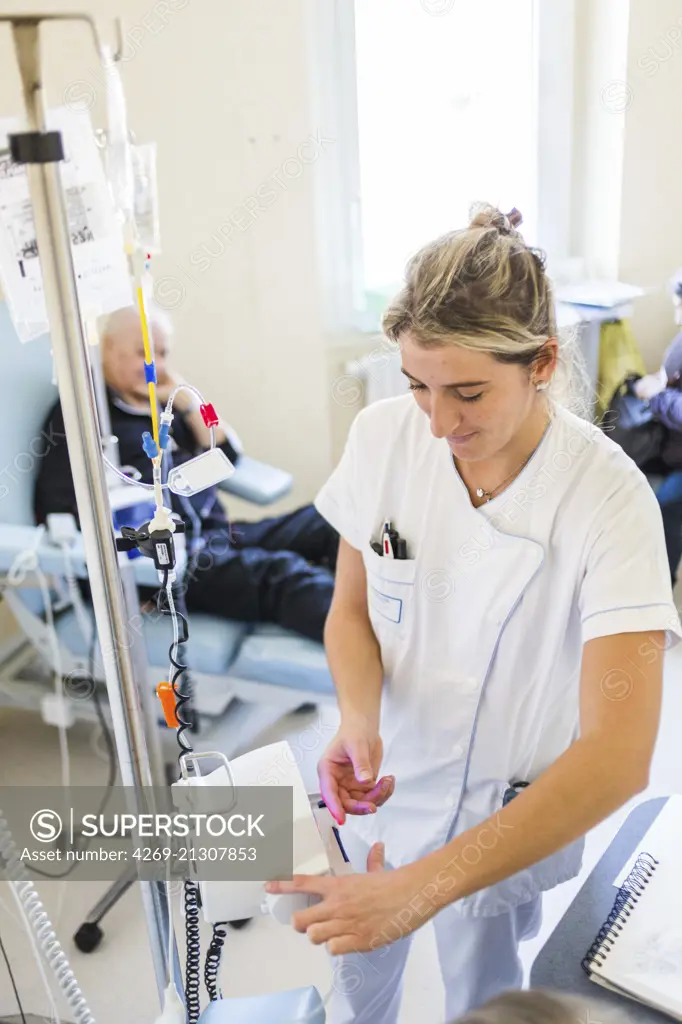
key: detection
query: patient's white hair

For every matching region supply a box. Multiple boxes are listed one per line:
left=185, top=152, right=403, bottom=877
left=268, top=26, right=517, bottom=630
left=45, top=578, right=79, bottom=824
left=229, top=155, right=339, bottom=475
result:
left=97, top=304, right=174, bottom=346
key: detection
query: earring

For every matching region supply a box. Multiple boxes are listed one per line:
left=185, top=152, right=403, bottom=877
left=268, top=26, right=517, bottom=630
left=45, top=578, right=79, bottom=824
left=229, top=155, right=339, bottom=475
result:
left=535, top=381, right=549, bottom=392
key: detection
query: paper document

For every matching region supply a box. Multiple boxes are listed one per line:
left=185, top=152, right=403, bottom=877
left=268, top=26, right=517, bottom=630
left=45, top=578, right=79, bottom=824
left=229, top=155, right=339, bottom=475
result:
left=613, top=795, right=682, bottom=888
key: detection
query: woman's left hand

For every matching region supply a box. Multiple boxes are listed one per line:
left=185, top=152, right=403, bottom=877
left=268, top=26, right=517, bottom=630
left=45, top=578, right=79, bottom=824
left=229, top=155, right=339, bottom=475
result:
left=265, top=844, right=435, bottom=954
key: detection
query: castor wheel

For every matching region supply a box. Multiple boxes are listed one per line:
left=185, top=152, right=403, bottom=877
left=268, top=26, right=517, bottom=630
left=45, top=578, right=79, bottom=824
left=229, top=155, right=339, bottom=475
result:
left=74, top=922, right=104, bottom=953
left=228, top=918, right=252, bottom=930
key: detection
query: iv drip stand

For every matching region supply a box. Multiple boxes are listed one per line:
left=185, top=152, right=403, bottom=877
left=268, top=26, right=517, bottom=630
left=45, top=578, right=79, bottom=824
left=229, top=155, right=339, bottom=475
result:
left=4, top=14, right=177, bottom=1008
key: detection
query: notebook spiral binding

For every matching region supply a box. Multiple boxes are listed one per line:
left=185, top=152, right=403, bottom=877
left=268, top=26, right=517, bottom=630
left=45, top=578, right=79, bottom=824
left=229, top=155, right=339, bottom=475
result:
left=581, top=852, right=659, bottom=976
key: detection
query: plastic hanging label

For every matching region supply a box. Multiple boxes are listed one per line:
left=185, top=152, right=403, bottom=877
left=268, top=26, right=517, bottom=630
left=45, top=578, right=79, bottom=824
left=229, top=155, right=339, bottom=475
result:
left=167, top=448, right=235, bottom=497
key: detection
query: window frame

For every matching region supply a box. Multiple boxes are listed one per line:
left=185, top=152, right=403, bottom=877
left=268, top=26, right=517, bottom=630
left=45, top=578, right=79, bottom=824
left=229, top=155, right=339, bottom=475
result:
left=312, top=0, right=577, bottom=335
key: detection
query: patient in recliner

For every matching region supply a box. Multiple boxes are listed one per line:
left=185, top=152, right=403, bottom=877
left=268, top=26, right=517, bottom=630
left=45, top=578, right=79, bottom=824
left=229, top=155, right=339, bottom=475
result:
left=34, top=306, right=338, bottom=642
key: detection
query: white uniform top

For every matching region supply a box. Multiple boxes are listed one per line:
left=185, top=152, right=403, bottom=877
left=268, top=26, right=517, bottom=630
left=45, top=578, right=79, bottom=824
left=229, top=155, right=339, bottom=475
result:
left=315, top=395, right=682, bottom=917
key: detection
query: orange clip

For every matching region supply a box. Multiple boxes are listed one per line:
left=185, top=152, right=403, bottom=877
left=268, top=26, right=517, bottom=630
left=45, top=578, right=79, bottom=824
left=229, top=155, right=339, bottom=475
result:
left=156, top=681, right=179, bottom=728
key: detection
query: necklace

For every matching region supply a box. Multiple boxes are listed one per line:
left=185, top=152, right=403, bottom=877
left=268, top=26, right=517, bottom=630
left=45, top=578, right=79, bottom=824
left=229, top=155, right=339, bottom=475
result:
left=473, top=455, right=534, bottom=502
left=455, top=417, right=552, bottom=504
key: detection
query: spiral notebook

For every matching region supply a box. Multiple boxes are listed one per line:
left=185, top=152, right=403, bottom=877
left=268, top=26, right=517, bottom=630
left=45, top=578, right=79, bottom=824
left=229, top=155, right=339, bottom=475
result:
left=582, top=799, right=682, bottom=1019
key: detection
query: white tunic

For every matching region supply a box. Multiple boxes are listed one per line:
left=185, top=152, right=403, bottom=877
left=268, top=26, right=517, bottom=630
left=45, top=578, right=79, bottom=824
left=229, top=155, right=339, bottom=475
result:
left=315, top=395, right=682, bottom=916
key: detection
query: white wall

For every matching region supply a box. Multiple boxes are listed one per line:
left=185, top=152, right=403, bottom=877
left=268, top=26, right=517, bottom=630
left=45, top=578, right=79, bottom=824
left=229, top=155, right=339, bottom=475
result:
left=618, top=0, right=682, bottom=366
left=571, top=0, right=630, bottom=281
left=570, top=0, right=682, bottom=368
left=2, top=0, right=681, bottom=485
left=0, top=0, right=334, bottom=516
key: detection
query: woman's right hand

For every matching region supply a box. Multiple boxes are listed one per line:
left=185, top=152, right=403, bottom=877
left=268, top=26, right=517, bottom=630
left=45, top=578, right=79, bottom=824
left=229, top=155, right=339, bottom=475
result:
left=318, top=726, right=395, bottom=826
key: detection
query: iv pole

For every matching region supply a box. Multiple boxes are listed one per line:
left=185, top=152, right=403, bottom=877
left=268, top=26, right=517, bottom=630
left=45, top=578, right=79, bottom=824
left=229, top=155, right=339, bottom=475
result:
left=4, top=14, right=174, bottom=1006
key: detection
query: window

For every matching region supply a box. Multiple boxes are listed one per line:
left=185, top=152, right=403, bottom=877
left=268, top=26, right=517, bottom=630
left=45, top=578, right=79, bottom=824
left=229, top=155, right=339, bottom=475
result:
left=313, top=0, right=575, bottom=333
left=356, top=0, right=536, bottom=311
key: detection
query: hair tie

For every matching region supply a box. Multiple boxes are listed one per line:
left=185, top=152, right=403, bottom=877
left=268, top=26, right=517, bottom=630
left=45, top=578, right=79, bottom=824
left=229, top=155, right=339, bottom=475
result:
left=500, top=208, right=523, bottom=234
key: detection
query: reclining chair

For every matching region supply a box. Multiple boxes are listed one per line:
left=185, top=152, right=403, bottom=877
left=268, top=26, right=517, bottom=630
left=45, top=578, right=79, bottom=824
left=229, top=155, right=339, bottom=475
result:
left=0, top=302, right=335, bottom=741
left=0, top=304, right=334, bottom=1017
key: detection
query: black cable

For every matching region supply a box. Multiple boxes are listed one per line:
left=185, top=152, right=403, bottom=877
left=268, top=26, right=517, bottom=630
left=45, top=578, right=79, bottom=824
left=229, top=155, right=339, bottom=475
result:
left=0, top=927, right=28, bottom=1024
left=184, top=882, right=202, bottom=1022
left=170, top=607, right=194, bottom=767
left=158, top=571, right=202, bottom=1022
left=157, top=573, right=195, bottom=769
left=204, top=922, right=227, bottom=1001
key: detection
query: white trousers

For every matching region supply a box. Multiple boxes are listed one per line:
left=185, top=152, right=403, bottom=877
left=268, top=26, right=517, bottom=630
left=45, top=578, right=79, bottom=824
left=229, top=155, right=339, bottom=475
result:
left=327, top=831, right=542, bottom=1024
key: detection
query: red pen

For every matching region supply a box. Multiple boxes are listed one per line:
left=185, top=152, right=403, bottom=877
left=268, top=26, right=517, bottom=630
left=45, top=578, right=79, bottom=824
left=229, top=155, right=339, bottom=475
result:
left=382, top=522, right=394, bottom=558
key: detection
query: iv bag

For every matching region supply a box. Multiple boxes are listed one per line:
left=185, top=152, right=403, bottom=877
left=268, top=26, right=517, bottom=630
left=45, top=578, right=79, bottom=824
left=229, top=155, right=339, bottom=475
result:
left=132, top=142, right=161, bottom=254
left=102, top=47, right=135, bottom=233
left=0, top=108, right=132, bottom=342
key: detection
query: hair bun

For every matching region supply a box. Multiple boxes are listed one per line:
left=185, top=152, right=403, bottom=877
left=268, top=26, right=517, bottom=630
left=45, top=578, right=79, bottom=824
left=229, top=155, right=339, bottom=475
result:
left=468, top=203, right=523, bottom=235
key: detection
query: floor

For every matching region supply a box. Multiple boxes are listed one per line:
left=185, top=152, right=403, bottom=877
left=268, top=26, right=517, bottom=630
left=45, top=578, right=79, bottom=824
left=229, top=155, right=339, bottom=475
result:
left=1, top=641, right=682, bottom=1024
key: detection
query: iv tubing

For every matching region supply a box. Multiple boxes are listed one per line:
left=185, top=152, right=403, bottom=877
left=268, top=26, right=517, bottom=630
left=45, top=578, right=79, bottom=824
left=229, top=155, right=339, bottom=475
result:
left=137, top=284, right=160, bottom=449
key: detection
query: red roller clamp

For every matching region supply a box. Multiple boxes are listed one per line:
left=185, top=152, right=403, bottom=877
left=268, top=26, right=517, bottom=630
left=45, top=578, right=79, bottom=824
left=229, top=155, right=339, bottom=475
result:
left=200, top=403, right=219, bottom=428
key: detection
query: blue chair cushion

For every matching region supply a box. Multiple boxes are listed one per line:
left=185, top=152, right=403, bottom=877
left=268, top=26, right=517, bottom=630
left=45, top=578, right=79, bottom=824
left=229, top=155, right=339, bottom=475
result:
left=229, top=624, right=334, bottom=696
left=219, top=455, right=293, bottom=505
left=198, top=987, right=325, bottom=1023
left=54, top=608, right=247, bottom=676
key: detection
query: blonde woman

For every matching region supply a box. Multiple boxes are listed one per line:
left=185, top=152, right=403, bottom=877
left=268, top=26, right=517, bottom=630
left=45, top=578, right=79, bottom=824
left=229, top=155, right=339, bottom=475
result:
left=266, top=206, right=679, bottom=1023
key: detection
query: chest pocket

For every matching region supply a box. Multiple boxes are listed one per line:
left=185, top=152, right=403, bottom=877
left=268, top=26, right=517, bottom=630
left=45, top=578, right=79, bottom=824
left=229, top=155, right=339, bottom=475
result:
left=363, top=548, right=418, bottom=646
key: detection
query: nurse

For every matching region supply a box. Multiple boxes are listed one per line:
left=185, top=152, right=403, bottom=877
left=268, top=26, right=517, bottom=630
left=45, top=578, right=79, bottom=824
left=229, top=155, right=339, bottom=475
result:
left=266, top=205, right=681, bottom=1023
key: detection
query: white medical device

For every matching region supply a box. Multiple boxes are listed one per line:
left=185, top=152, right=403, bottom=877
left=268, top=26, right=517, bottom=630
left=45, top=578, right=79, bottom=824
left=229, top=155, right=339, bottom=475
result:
left=172, top=741, right=353, bottom=926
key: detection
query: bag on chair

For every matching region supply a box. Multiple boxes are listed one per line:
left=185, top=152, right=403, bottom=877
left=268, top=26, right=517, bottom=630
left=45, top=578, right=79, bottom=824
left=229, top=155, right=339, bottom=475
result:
left=602, top=375, right=667, bottom=468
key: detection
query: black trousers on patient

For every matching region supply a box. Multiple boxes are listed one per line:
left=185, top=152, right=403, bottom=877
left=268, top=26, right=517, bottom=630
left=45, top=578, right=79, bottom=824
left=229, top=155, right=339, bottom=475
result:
left=183, top=505, right=338, bottom=643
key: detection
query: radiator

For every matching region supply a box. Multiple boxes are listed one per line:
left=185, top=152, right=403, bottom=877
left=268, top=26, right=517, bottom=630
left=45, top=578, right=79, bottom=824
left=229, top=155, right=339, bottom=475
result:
left=345, top=344, right=408, bottom=407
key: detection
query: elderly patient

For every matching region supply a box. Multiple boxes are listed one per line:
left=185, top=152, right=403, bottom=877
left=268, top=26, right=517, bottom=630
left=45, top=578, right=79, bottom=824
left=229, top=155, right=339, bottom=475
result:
left=34, top=306, right=338, bottom=642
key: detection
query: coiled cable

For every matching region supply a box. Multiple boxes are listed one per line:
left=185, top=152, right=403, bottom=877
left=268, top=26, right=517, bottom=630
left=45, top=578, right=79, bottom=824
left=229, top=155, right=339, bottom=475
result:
left=183, top=880, right=202, bottom=1023
left=7, top=884, right=61, bottom=1024
left=159, top=573, right=194, bottom=767
left=158, top=569, right=202, bottom=1021
left=0, top=811, right=95, bottom=1022
left=13, top=881, right=96, bottom=1023
left=204, top=922, right=227, bottom=1001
